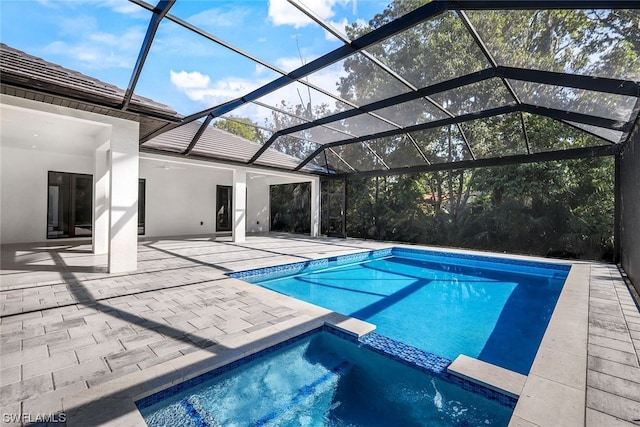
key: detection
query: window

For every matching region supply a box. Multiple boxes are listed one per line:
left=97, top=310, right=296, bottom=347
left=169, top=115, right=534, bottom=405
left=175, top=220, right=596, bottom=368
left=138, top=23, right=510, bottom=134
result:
left=138, top=179, right=146, bottom=235
left=47, top=171, right=93, bottom=239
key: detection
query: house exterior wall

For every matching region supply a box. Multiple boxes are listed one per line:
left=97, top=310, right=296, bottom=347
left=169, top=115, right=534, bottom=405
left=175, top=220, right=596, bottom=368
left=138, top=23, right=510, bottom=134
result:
left=138, top=157, right=316, bottom=237
left=1, top=95, right=320, bottom=249
left=139, top=156, right=233, bottom=237
left=0, top=148, right=308, bottom=243
left=245, top=174, right=319, bottom=233
left=0, top=142, right=317, bottom=244
left=0, top=144, right=94, bottom=244
left=246, top=176, right=270, bottom=233
left=620, top=124, right=640, bottom=293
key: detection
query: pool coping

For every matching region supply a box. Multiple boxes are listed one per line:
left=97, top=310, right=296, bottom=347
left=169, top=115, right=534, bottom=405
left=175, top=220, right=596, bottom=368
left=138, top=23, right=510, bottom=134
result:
left=60, top=247, right=588, bottom=426
left=508, top=262, right=590, bottom=426
left=448, top=355, right=527, bottom=400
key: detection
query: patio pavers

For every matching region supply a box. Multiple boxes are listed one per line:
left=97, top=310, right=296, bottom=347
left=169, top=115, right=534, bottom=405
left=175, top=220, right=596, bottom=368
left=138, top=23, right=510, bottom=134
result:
left=1, top=235, right=639, bottom=426
left=586, top=264, right=640, bottom=426
left=1, top=235, right=388, bottom=425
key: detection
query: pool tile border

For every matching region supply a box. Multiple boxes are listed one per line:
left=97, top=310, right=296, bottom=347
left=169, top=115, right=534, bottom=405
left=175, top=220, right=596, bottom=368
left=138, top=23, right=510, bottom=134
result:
left=358, top=332, right=518, bottom=409
left=227, top=248, right=393, bottom=282
left=393, top=247, right=571, bottom=272
left=228, top=246, right=570, bottom=283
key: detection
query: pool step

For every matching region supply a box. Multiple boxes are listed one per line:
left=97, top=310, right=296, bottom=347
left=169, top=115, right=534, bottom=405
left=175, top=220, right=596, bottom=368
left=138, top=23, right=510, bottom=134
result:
left=447, top=354, right=526, bottom=399
left=180, top=396, right=221, bottom=427
left=252, top=360, right=351, bottom=426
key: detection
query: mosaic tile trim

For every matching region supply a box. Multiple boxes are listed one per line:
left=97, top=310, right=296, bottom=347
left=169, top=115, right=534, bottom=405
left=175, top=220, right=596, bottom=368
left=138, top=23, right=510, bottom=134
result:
left=334, top=248, right=391, bottom=265
left=227, top=249, right=392, bottom=282
left=358, top=332, right=517, bottom=409
left=228, top=246, right=568, bottom=284
left=359, top=332, right=451, bottom=375
left=445, top=374, right=518, bottom=409
left=227, top=258, right=329, bottom=282
left=392, top=247, right=571, bottom=273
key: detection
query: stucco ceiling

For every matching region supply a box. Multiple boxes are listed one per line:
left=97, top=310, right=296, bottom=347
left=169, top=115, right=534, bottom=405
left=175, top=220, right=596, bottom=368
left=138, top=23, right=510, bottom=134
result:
left=0, top=103, right=109, bottom=155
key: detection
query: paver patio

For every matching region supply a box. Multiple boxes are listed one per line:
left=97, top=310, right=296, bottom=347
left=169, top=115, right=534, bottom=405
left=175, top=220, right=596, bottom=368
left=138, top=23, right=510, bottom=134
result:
left=1, top=234, right=639, bottom=426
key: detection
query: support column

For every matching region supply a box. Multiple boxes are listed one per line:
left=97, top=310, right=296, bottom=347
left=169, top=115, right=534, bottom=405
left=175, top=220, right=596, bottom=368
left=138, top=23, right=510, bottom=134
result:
left=342, top=175, right=348, bottom=238
left=233, top=168, right=247, bottom=243
left=310, top=177, right=320, bottom=237
left=614, top=153, right=621, bottom=264
left=93, top=134, right=110, bottom=255
left=107, top=122, right=139, bottom=273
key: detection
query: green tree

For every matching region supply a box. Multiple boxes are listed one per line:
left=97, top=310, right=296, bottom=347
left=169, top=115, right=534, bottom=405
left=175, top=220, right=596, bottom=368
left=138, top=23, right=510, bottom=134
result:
left=214, top=117, right=260, bottom=142
left=333, top=1, right=632, bottom=260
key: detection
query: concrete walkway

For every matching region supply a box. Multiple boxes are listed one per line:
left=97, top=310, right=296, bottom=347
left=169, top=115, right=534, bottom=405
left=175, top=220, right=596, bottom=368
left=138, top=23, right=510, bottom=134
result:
left=1, top=235, right=639, bottom=426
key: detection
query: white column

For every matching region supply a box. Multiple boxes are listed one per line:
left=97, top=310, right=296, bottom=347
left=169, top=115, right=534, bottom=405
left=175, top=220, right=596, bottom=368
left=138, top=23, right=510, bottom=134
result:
left=310, top=177, right=320, bottom=237
left=107, top=122, right=139, bottom=273
left=93, top=132, right=110, bottom=255
left=233, top=168, right=247, bottom=242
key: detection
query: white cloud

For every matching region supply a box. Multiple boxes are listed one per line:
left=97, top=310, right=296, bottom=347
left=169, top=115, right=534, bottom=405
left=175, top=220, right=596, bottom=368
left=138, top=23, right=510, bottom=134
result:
left=354, top=18, right=367, bottom=28
left=169, top=66, right=345, bottom=126
left=170, top=70, right=267, bottom=108
left=189, top=7, right=251, bottom=28
left=273, top=56, right=346, bottom=96
left=99, top=0, right=145, bottom=16
left=276, top=56, right=307, bottom=70
left=268, top=0, right=352, bottom=29
left=170, top=70, right=211, bottom=91
left=302, top=60, right=347, bottom=98
left=255, top=64, right=265, bottom=75
left=326, top=18, right=349, bottom=41
left=38, top=0, right=147, bottom=16
left=43, top=27, right=144, bottom=69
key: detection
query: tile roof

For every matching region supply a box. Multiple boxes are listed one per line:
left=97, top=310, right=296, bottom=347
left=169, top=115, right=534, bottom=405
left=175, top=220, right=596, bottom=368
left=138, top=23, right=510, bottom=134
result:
left=144, top=120, right=320, bottom=172
left=1, top=43, right=315, bottom=173
left=0, top=43, right=179, bottom=119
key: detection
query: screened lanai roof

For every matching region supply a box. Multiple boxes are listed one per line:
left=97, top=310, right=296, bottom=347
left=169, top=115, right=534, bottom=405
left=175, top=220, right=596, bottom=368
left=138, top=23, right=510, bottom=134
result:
left=4, top=1, right=640, bottom=176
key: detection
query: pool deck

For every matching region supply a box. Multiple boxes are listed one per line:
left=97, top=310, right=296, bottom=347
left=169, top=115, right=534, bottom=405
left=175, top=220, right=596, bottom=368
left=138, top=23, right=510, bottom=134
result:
left=1, top=234, right=639, bottom=426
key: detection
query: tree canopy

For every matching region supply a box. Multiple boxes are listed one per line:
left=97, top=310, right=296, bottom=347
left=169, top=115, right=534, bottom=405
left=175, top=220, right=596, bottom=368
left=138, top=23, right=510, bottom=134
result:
left=324, top=1, right=629, bottom=260
left=221, top=1, right=636, bottom=260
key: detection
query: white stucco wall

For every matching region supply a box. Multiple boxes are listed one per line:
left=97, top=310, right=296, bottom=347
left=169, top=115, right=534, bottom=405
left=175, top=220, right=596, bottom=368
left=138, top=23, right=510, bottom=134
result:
left=139, top=156, right=233, bottom=237
left=245, top=174, right=321, bottom=234
left=139, top=156, right=317, bottom=237
left=0, top=145, right=94, bottom=243
left=1, top=95, right=320, bottom=247
left=0, top=142, right=317, bottom=244
left=246, top=175, right=271, bottom=233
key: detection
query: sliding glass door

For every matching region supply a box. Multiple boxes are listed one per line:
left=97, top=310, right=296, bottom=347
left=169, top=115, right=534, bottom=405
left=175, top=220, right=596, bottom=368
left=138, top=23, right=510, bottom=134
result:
left=47, top=171, right=93, bottom=239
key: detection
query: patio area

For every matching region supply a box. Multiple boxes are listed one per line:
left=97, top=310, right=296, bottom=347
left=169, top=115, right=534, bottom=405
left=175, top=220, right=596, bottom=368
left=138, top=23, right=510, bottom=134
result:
left=1, top=234, right=639, bottom=426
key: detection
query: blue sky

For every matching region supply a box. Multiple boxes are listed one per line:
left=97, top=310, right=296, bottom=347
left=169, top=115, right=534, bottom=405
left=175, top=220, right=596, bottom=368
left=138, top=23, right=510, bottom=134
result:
left=1, top=0, right=390, bottom=118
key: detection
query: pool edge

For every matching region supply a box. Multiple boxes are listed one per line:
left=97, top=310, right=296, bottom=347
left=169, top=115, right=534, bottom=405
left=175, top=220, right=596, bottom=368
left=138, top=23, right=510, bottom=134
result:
left=509, top=263, right=590, bottom=427
left=59, top=248, right=588, bottom=427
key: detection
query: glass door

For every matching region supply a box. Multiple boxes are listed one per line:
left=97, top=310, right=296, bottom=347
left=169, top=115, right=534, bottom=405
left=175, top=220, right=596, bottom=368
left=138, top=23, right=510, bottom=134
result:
left=216, top=185, right=232, bottom=232
left=47, top=171, right=93, bottom=238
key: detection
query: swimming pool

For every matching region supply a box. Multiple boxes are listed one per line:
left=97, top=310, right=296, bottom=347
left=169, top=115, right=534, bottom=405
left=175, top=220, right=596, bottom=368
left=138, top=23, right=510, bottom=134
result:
left=231, top=248, right=570, bottom=375
left=137, top=327, right=514, bottom=426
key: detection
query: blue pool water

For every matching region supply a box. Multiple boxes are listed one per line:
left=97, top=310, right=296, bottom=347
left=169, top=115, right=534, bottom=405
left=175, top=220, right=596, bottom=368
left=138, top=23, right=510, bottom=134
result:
left=137, top=329, right=514, bottom=426
left=235, top=248, right=569, bottom=375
